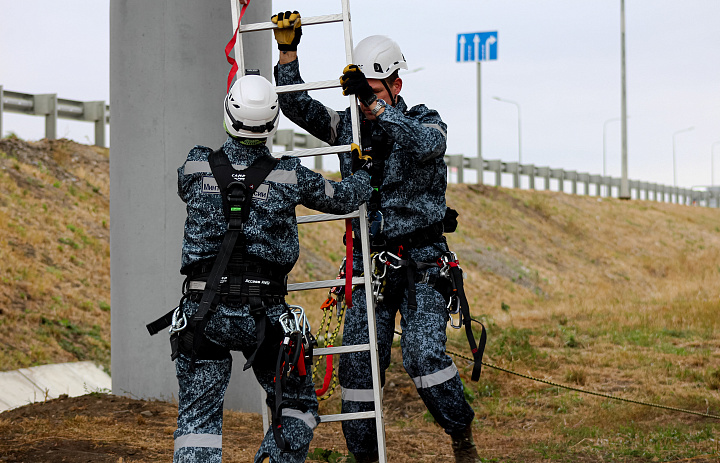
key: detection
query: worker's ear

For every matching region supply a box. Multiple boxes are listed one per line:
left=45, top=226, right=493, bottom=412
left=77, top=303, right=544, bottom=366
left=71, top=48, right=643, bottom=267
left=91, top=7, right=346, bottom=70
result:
left=392, top=77, right=402, bottom=97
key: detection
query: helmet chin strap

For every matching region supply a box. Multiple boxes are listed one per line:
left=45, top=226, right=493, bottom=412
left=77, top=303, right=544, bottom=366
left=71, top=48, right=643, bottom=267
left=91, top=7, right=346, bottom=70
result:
left=380, top=79, right=396, bottom=107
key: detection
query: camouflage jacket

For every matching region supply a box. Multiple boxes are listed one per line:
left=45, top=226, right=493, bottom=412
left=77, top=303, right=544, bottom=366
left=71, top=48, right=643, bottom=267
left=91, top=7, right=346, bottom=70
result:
left=178, top=136, right=372, bottom=273
left=275, top=59, right=448, bottom=240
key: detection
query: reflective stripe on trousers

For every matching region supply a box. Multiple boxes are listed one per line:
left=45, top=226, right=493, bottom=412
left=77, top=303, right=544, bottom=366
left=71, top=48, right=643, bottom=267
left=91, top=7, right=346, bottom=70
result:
left=282, top=408, right=319, bottom=430
left=174, top=433, right=222, bottom=452
left=411, top=363, right=458, bottom=389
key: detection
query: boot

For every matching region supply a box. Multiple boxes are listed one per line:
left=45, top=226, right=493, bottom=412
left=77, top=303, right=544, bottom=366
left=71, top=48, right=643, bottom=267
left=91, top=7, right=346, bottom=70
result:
left=450, top=425, right=479, bottom=463
left=353, top=451, right=379, bottom=463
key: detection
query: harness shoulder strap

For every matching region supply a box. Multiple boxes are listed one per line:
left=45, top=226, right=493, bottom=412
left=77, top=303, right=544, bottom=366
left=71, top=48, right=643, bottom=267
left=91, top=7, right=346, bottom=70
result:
left=188, top=148, right=278, bottom=367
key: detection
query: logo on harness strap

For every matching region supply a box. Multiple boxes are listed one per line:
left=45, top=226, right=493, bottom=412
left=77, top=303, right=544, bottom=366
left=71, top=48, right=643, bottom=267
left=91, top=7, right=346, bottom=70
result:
left=245, top=278, right=271, bottom=285
left=232, top=173, right=246, bottom=182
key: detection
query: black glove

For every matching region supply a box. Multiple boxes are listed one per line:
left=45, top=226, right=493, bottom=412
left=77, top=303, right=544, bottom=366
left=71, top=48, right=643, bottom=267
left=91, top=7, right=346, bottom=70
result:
left=271, top=11, right=302, bottom=51
left=340, top=65, right=377, bottom=107
left=350, top=143, right=374, bottom=175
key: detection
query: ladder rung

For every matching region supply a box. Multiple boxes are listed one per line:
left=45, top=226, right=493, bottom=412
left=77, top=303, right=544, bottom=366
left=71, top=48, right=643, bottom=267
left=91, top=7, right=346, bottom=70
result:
left=238, top=14, right=344, bottom=33
left=319, top=411, right=376, bottom=423
left=314, top=344, right=369, bottom=356
left=272, top=144, right=352, bottom=159
left=276, top=80, right=341, bottom=94
left=296, top=211, right=360, bottom=224
left=287, top=276, right=364, bottom=292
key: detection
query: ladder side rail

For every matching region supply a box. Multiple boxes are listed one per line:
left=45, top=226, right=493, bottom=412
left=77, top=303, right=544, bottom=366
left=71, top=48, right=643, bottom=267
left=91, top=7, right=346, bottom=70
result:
left=341, top=0, right=388, bottom=460
left=231, top=0, right=246, bottom=79
left=358, top=202, right=387, bottom=462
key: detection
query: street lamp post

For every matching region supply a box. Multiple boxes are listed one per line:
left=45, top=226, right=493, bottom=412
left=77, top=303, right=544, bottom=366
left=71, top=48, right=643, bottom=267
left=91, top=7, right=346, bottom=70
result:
left=603, top=117, right=625, bottom=197
left=619, top=0, right=630, bottom=199
left=712, top=140, right=720, bottom=187
left=492, top=96, right=522, bottom=164
left=672, top=126, right=694, bottom=188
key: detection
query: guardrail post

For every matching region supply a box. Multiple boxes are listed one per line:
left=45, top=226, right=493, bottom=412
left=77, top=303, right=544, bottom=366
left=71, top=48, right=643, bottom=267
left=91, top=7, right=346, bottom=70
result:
left=534, top=167, right=550, bottom=190
left=466, top=157, right=483, bottom=184
left=445, top=154, right=465, bottom=184
left=505, top=162, right=520, bottom=188
left=551, top=169, right=565, bottom=192
left=83, top=101, right=107, bottom=147
left=273, top=129, right=295, bottom=150
left=485, top=160, right=502, bottom=186
left=34, top=93, right=58, bottom=140
left=521, top=164, right=535, bottom=189
left=0, top=85, right=4, bottom=137
left=578, top=173, right=589, bottom=195
left=629, top=180, right=637, bottom=199
left=565, top=170, right=577, bottom=194
left=601, top=176, right=610, bottom=197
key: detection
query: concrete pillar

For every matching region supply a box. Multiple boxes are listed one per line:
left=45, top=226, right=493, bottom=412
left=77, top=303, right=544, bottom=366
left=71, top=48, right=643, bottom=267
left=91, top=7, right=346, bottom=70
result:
left=110, top=0, right=271, bottom=412
left=0, top=85, right=3, bottom=137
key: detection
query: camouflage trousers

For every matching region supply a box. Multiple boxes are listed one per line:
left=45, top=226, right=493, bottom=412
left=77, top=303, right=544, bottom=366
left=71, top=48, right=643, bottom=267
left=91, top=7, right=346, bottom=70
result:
left=338, top=243, right=475, bottom=457
left=173, top=301, right=319, bottom=463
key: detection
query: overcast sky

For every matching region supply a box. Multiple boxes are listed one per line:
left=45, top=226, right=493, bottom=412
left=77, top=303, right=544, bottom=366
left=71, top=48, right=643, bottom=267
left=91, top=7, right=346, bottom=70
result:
left=2, top=0, right=719, bottom=189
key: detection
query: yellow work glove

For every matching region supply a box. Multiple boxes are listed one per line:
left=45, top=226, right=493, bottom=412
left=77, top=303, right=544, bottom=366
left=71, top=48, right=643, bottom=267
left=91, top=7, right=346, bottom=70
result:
left=340, top=64, right=376, bottom=107
left=271, top=11, right=302, bottom=51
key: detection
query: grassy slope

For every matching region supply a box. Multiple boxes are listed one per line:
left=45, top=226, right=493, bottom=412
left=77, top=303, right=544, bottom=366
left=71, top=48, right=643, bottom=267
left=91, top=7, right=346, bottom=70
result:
left=1, top=138, right=720, bottom=460
left=0, top=138, right=110, bottom=372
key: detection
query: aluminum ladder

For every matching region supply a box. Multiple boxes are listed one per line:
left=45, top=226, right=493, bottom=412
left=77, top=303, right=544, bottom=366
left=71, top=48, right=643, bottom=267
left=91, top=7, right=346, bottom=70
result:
left=230, top=1, right=388, bottom=461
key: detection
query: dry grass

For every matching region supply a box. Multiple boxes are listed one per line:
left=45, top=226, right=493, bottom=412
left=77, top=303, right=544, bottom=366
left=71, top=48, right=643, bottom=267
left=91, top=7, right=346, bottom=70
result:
left=1, top=138, right=720, bottom=461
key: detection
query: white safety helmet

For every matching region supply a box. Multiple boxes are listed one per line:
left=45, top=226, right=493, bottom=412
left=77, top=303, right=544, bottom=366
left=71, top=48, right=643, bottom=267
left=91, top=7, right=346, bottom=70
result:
left=354, top=35, right=408, bottom=80
left=223, top=75, right=279, bottom=139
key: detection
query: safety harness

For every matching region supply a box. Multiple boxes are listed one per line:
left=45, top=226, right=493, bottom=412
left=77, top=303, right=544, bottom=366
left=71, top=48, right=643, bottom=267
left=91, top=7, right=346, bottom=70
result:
left=147, top=148, right=280, bottom=367
left=351, top=117, right=486, bottom=381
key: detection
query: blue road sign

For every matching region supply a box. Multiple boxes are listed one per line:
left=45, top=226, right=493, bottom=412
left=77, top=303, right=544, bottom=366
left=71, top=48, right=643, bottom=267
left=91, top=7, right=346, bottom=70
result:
left=456, top=31, right=498, bottom=62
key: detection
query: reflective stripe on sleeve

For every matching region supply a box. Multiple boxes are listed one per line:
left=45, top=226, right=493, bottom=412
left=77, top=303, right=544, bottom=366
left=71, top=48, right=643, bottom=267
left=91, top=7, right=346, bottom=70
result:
left=341, top=387, right=377, bottom=403
left=326, top=107, right=341, bottom=145
left=282, top=408, right=319, bottom=430
left=411, top=363, right=458, bottom=389
left=174, top=433, right=222, bottom=452
left=324, top=179, right=335, bottom=198
left=422, top=123, right=447, bottom=139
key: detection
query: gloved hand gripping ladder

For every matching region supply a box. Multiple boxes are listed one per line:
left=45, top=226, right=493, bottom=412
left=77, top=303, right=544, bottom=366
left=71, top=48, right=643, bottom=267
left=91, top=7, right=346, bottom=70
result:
left=231, top=1, right=388, bottom=462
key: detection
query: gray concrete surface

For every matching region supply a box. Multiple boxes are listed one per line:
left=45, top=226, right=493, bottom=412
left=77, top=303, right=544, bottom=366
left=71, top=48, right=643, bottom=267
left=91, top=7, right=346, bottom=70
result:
left=110, top=0, right=271, bottom=412
left=0, top=362, right=111, bottom=413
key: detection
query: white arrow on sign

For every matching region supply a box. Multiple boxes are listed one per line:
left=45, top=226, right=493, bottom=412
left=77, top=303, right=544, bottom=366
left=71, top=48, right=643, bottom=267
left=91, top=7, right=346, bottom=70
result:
left=485, top=35, right=497, bottom=60
left=459, top=35, right=467, bottom=61
left=473, top=34, right=481, bottom=60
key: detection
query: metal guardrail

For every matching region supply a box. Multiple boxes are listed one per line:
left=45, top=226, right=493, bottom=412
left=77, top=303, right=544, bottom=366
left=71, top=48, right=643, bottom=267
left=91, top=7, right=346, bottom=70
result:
left=2, top=94, right=716, bottom=208
left=444, top=154, right=720, bottom=208
left=0, top=86, right=109, bottom=147
left=273, top=129, right=720, bottom=209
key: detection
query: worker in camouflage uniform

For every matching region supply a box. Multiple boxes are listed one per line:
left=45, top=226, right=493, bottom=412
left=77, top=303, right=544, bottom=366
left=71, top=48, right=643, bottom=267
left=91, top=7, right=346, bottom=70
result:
left=163, top=74, right=372, bottom=463
left=271, top=11, right=479, bottom=463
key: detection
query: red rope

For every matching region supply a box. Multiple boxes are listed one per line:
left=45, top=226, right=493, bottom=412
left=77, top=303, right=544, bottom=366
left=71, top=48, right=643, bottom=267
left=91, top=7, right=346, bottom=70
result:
left=344, top=219, right=353, bottom=308
left=315, top=349, right=334, bottom=396
left=224, top=0, right=251, bottom=92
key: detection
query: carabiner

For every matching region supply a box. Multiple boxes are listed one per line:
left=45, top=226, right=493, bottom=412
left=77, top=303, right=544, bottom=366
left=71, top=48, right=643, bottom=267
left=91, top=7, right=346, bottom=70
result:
left=378, top=251, right=402, bottom=270
left=169, top=306, right=188, bottom=335
left=448, top=296, right=463, bottom=329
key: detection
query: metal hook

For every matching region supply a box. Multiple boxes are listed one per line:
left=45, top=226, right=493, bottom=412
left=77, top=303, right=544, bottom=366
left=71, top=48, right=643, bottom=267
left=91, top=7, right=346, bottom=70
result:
left=169, top=307, right=188, bottom=334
